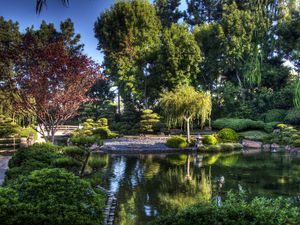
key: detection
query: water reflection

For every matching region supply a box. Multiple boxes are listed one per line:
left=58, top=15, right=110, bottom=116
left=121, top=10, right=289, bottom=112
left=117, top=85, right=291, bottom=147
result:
left=95, top=151, right=300, bottom=225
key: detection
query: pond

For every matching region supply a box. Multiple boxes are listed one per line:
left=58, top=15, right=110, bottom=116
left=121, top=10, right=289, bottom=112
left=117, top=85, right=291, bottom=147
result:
left=93, top=150, right=300, bottom=225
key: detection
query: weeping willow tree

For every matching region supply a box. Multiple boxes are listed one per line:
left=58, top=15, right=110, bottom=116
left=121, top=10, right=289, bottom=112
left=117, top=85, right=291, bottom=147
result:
left=159, top=84, right=212, bottom=143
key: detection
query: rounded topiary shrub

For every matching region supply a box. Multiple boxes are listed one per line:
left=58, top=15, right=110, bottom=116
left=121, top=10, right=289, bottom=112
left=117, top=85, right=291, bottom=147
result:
left=217, top=128, right=239, bottom=143
left=166, top=136, right=187, bottom=148
left=202, top=135, right=218, bottom=145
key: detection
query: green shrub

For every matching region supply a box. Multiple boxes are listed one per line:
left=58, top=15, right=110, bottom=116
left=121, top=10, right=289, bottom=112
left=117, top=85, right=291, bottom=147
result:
left=139, top=109, right=160, bottom=133
left=88, top=155, right=108, bottom=170
left=213, top=118, right=275, bottom=133
left=61, top=146, right=86, bottom=162
left=17, top=127, right=38, bottom=140
left=52, top=157, right=82, bottom=173
left=292, top=139, right=300, bottom=147
left=96, top=118, right=108, bottom=128
left=262, top=109, right=287, bottom=122
left=217, top=128, right=238, bottom=143
left=239, top=130, right=270, bottom=141
left=284, top=108, right=300, bottom=124
left=70, top=135, right=103, bottom=147
left=0, top=115, right=19, bottom=137
left=31, top=142, right=61, bottom=151
left=212, top=118, right=263, bottom=131
left=149, top=193, right=300, bottom=225
left=94, top=127, right=110, bottom=139
left=166, top=136, right=187, bottom=148
left=202, top=135, right=218, bottom=145
left=264, top=122, right=279, bottom=133
left=0, top=168, right=106, bottom=225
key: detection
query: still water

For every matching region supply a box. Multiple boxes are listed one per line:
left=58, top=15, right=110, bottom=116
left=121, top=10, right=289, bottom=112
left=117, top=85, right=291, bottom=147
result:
left=92, top=151, right=300, bottom=225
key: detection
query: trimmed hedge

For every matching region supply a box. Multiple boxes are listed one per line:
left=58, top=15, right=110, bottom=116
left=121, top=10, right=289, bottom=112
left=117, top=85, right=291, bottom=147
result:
left=217, top=128, right=238, bottom=143
left=166, top=136, right=187, bottom=148
left=202, top=135, right=218, bottom=145
left=212, top=118, right=277, bottom=133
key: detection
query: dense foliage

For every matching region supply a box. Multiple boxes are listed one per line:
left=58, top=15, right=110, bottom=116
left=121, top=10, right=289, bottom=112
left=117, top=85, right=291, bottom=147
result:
left=217, top=128, right=239, bottom=143
left=160, top=84, right=211, bottom=142
left=202, top=135, right=218, bottom=145
left=0, top=168, right=105, bottom=225
left=139, top=109, right=160, bottom=133
left=166, top=136, right=187, bottom=148
left=1, top=142, right=106, bottom=225
left=149, top=193, right=300, bottom=225
left=212, top=118, right=277, bottom=133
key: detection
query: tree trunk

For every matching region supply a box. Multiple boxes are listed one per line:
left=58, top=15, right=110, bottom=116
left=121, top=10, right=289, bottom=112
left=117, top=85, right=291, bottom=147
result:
left=186, top=155, right=191, bottom=181
left=117, top=88, right=121, bottom=114
left=185, top=118, right=190, bottom=143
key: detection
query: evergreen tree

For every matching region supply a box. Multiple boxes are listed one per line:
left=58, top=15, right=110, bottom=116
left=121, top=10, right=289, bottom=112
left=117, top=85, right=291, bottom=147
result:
left=154, top=0, right=183, bottom=27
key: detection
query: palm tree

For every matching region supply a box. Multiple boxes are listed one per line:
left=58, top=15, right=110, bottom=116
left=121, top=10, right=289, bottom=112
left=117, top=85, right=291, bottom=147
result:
left=36, top=0, right=69, bottom=14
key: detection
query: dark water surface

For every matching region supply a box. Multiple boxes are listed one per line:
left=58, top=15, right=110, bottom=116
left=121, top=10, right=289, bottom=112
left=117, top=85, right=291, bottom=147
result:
left=93, top=151, right=300, bottom=225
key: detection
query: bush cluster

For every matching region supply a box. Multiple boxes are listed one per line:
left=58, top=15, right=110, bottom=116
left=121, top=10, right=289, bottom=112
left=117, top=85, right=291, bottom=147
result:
left=264, top=124, right=300, bottom=146
left=5, top=143, right=83, bottom=184
left=202, top=135, right=218, bottom=145
left=71, top=118, right=118, bottom=146
left=217, top=128, right=239, bottom=143
left=0, top=168, right=106, bottom=225
left=16, top=127, right=38, bottom=140
left=1, top=143, right=106, bottom=225
left=212, top=118, right=277, bottom=133
left=284, top=108, right=300, bottom=125
left=0, top=115, right=19, bottom=137
left=149, top=193, right=300, bottom=225
left=166, top=136, right=187, bottom=148
left=261, top=109, right=287, bottom=122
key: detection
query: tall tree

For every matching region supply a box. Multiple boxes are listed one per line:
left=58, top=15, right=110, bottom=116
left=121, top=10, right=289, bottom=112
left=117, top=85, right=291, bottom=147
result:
left=154, top=0, right=183, bottom=27
left=155, top=24, right=202, bottom=89
left=0, top=17, right=21, bottom=117
left=160, top=84, right=211, bottom=143
left=193, top=22, right=225, bottom=89
left=220, top=2, right=257, bottom=87
left=15, top=35, right=101, bottom=142
left=94, top=0, right=162, bottom=108
left=185, top=0, right=222, bottom=26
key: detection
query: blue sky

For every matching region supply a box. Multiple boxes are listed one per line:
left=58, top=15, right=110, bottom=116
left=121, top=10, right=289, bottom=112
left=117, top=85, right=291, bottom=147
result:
left=0, top=0, right=187, bottom=64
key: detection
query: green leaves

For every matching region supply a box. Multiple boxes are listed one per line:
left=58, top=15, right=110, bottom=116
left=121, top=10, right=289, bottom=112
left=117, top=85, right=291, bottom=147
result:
left=294, top=80, right=300, bottom=108
left=159, top=84, right=211, bottom=128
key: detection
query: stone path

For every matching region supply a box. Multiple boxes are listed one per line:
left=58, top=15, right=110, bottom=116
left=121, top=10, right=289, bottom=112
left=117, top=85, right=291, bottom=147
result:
left=100, top=137, right=195, bottom=153
left=96, top=186, right=117, bottom=225
left=0, top=156, right=11, bottom=185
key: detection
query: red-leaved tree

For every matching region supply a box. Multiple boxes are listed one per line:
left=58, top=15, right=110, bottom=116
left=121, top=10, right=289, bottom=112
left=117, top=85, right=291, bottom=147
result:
left=15, top=34, right=102, bottom=142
